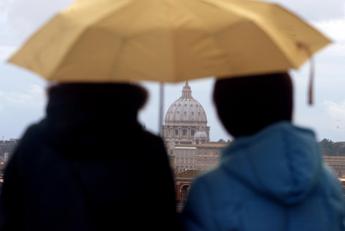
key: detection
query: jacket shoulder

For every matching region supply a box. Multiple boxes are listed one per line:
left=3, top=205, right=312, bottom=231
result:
left=141, top=130, right=165, bottom=144
left=182, top=167, right=243, bottom=230
left=11, top=121, right=47, bottom=160
left=137, top=130, right=167, bottom=154
left=188, top=165, right=251, bottom=213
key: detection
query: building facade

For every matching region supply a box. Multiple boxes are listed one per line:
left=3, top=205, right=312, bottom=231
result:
left=323, top=156, right=345, bottom=178
left=162, top=82, right=228, bottom=206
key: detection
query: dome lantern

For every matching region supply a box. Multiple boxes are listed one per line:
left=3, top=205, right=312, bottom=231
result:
left=182, top=81, right=192, bottom=99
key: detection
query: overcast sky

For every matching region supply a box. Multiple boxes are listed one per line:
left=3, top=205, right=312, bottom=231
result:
left=0, top=0, right=344, bottom=141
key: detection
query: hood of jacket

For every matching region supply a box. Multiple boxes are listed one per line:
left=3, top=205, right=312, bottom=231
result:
left=41, top=83, right=146, bottom=157
left=221, top=122, right=322, bottom=205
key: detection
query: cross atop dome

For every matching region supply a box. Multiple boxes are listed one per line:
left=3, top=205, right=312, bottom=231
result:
left=182, top=81, right=192, bottom=98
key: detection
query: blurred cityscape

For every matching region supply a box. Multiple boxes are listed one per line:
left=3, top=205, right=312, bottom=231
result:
left=1, top=84, right=345, bottom=210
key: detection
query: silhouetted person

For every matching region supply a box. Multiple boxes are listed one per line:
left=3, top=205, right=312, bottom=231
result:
left=0, top=83, right=179, bottom=231
left=182, top=73, right=345, bottom=231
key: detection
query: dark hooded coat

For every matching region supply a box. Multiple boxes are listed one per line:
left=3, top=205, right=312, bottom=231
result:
left=0, top=84, right=178, bottom=231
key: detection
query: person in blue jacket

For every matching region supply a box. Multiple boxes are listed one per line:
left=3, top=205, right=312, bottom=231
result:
left=182, top=72, right=345, bottom=231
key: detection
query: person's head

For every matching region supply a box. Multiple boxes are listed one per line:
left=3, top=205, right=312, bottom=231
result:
left=213, top=72, right=293, bottom=138
left=47, top=82, right=148, bottom=119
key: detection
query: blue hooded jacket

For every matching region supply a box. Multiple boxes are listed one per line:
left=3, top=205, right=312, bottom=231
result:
left=182, top=122, right=345, bottom=231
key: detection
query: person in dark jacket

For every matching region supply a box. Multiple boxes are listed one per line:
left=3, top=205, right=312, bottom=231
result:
left=0, top=83, right=179, bottom=231
left=182, top=73, right=345, bottom=231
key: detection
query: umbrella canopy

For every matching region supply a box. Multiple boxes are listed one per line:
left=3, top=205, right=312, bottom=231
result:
left=9, top=0, right=331, bottom=83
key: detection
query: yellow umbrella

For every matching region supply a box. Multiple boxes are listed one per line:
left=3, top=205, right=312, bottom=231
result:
left=9, top=0, right=330, bottom=83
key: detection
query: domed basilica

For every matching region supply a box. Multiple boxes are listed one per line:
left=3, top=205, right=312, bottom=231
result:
left=162, top=82, right=228, bottom=209
left=163, top=82, right=210, bottom=147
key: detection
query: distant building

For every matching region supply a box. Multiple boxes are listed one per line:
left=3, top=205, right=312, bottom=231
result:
left=0, top=139, right=19, bottom=185
left=323, top=156, right=345, bottom=193
left=163, top=81, right=210, bottom=148
left=0, top=155, right=7, bottom=185
left=163, top=82, right=229, bottom=207
left=163, top=82, right=345, bottom=208
left=172, top=142, right=226, bottom=174
left=175, top=170, right=201, bottom=211
left=323, top=155, right=345, bottom=178
left=0, top=139, right=18, bottom=158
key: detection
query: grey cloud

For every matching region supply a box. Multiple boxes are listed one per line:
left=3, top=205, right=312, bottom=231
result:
left=0, top=63, right=46, bottom=139
left=0, top=45, right=16, bottom=61
left=315, top=19, right=345, bottom=42
left=3, top=0, right=345, bottom=46
left=5, top=0, right=73, bottom=44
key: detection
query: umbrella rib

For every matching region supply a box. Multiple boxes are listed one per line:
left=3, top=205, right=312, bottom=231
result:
left=243, top=19, right=297, bottom=68
left=176, top=0, right=252, bottom=74
left=176, top=0, right=235, bottom=75
left=270, top=3, right=332, bottom=65
left=179, top=0, right=295, bottom=72
left=208, top=2, right=295, bottom=67
left=216, top=1, right=303, bottom=68
left=231, top=1, right=325, bottom=68
left=49, top=2, right=134, bottom=80
left=107, top=2, right=158, bottom=81
left=47, top=27, right=88, bottom=80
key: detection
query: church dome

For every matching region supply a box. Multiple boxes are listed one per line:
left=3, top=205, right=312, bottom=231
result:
left=165, top=82, right=207, bottom=124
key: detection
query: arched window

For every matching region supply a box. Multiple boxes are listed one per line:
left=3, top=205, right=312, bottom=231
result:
left=175, top=129, right=179, bottom=136
left=183, top=129, right=187, bottom=136
left=181, top=185, right=190, bottom=203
